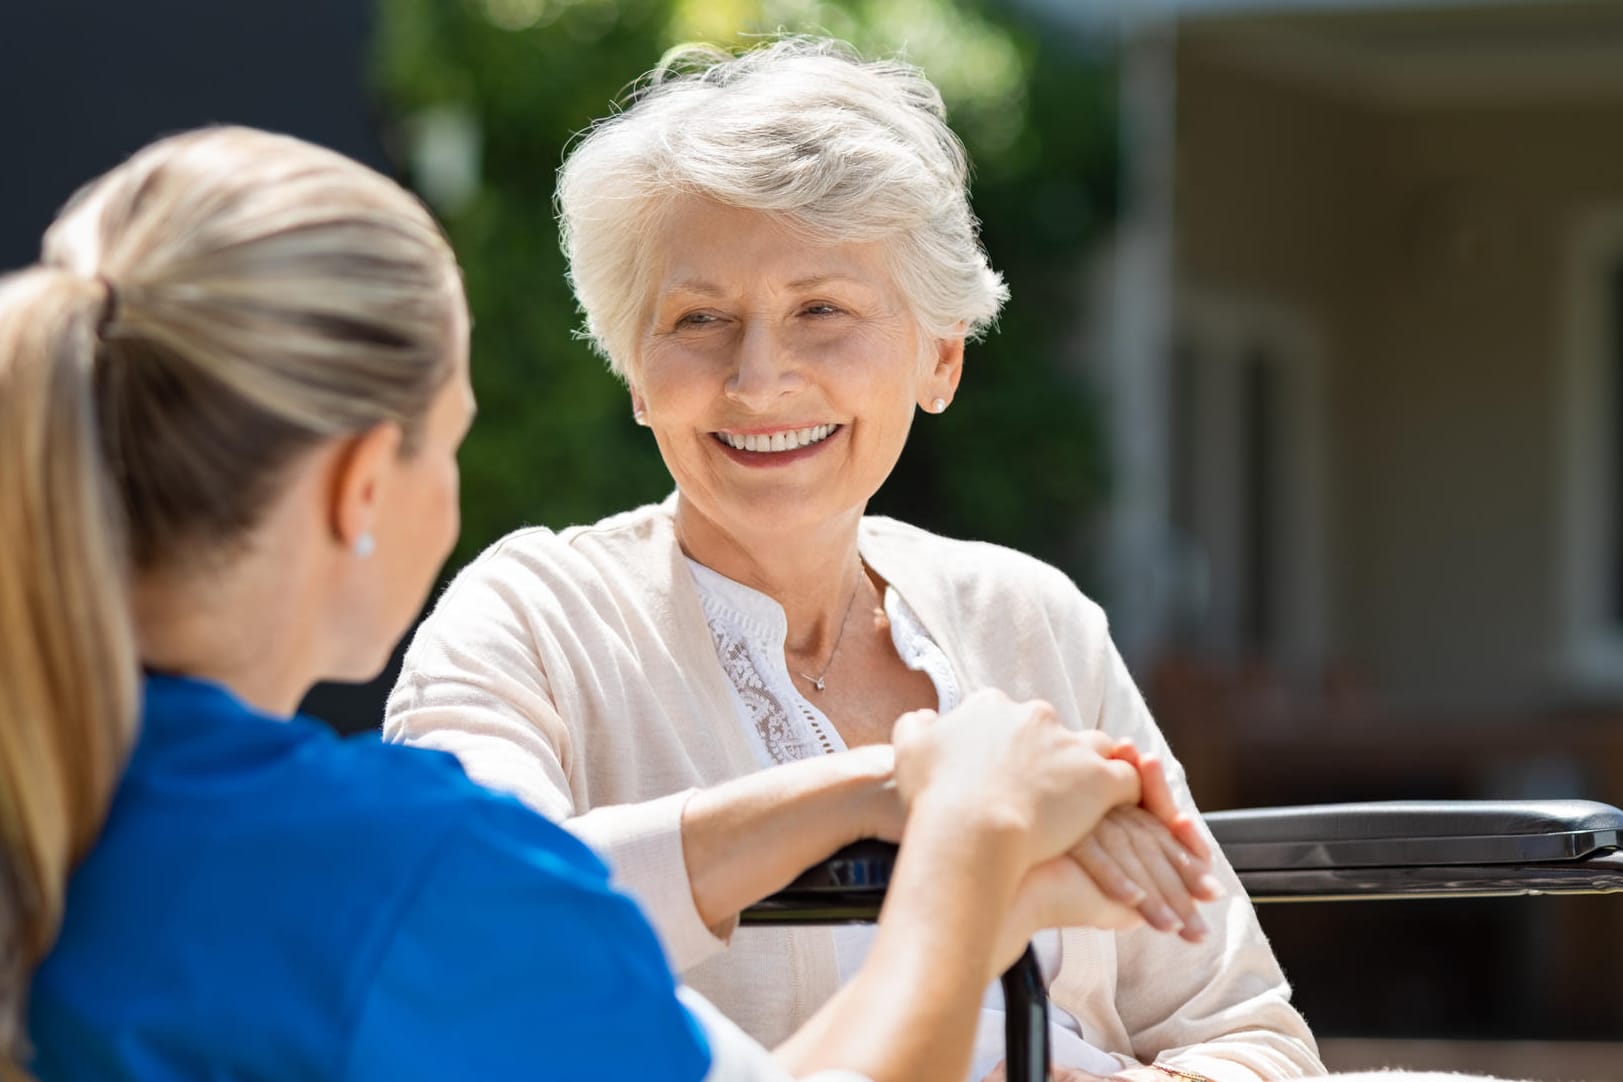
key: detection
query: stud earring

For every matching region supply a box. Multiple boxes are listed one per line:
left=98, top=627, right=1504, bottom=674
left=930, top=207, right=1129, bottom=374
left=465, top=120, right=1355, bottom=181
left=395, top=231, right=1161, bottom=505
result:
left=930, top=397, right=947, bottom=414
left=354, top=532, right=376, bottom=559
left=632, top=408, right=648, bottom=426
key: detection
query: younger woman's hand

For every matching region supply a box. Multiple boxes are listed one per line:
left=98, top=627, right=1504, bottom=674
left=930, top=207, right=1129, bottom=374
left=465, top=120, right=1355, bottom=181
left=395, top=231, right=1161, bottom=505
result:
left=991, top=850, right=1143, bottom=974
left=891, top=691, right=1142, bottom=871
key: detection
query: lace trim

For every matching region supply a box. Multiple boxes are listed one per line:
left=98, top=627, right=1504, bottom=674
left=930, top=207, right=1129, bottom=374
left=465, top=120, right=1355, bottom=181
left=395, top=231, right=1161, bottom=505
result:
left=688, top=558, right=958, bottom=768
left=704, top=617, right=834, bottom=766
left=885, top=589, right=963, bottom=713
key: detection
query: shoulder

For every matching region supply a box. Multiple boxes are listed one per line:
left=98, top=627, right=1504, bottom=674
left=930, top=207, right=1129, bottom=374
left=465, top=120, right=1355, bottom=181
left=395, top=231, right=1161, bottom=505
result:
left=306, top=740, right=634, bottom=979
left=36, top=723, right=616, bottom=1080
left=266, top=731, right=606, bottom=881
left=861, top=516, right=1106, bottom=634
left=416, top=500, right=679, bottom=630
left=372, top=751, right=610, bottom=904
left=333, top=736, right=556, bottom=826
left=346, top=761, right=711, bottom=1081
left=449, top=500, right=672, bottom=585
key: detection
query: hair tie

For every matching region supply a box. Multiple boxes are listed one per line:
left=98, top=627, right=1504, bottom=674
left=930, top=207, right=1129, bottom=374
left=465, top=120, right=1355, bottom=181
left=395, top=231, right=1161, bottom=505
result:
left=94, top=275, right=120, bottom=340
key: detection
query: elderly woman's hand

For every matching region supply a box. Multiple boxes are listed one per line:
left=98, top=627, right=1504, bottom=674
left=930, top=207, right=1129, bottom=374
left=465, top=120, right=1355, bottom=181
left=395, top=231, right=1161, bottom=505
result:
left=982, top=735, right=1222, bottom=973
left=1073, top=745, right=1222, bottom=942
left=1108, top=742, right=1212, bottom=861
left=843, top=742, right=906, bottom=843
left=1071, top=805, right=1222, bottom=942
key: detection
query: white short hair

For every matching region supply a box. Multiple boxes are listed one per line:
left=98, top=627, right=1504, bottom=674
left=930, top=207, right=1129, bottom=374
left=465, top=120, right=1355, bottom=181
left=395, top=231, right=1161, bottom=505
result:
left=556, top=37, right=1010, bottom=380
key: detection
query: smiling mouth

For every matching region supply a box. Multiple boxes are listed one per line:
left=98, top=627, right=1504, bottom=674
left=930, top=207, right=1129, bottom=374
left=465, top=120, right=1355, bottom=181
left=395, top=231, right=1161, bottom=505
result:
left=713, top=424, right=840, bottom=454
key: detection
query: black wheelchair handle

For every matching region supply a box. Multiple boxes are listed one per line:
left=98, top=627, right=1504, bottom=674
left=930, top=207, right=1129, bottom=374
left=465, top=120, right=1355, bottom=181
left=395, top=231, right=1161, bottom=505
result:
left=742, top=841, right=1051, bottom=1082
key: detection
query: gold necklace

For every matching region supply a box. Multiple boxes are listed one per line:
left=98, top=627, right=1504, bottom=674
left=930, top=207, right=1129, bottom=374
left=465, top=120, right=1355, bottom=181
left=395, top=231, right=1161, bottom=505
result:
left=795, top=564, right=865, bottom=693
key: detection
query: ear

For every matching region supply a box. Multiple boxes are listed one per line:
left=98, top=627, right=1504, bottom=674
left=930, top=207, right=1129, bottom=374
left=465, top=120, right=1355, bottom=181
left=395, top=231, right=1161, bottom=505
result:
left=920, top=332, right=966, bottom=410
left=628, top=384, right=650, bottom=425
left=330, top=422, right=404, bottom=552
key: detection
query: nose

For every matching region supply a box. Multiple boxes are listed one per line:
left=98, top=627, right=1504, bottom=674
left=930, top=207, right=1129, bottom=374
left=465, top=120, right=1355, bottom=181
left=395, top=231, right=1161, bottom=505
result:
left=724, top=319, right=803, bottom=411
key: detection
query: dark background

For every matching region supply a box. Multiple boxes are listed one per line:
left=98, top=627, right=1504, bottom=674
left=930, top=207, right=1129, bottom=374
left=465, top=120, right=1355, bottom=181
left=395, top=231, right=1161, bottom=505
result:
left=1, top=0, right=407, bottom=727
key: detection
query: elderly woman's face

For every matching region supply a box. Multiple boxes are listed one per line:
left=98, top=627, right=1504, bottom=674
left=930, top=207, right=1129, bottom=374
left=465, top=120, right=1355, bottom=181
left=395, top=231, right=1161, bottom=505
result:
left=633, top=199, right=960, bottom=544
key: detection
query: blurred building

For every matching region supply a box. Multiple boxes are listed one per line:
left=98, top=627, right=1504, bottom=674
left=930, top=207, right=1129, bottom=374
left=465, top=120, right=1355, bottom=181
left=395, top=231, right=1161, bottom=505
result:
left=1067, top=0, right=1623, bottom=804
left=1057, top=2, right=1623, bottom=1074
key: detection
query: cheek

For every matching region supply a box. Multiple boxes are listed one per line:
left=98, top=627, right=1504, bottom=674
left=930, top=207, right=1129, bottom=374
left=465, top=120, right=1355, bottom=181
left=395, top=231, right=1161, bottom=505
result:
left=394, top=460, right=460, bottom=569
left=640, top=343, right=718, bottom=406
left=433, top=462, right=461, bottom=554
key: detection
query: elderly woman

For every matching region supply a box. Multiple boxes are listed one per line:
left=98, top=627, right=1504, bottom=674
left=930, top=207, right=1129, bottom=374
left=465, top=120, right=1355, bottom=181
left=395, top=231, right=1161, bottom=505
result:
left=386, top=38, right=1321, bottom=1082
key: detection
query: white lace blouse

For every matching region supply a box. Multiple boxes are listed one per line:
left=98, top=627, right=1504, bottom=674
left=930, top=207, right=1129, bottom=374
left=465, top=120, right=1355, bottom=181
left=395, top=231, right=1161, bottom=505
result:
left=686, top=559, right=1118, bottom=1081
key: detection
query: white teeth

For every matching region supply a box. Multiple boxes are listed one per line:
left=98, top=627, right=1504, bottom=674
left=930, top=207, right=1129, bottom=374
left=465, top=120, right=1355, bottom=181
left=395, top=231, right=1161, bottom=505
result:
left=719, top=424, right=836, bottom=453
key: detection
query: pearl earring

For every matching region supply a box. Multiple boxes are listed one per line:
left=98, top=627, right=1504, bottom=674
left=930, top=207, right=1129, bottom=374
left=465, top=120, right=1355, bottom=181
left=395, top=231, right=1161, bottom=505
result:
left=931, top=397, right=947, bottom=414
left=354, top=532, right=376, bottom=559
left=633, top=408, right=648, bottom=426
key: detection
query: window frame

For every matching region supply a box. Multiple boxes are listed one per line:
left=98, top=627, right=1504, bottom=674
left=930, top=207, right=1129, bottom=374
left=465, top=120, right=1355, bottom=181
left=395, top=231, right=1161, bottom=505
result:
left=1556, top=209, right=1623, bottom=692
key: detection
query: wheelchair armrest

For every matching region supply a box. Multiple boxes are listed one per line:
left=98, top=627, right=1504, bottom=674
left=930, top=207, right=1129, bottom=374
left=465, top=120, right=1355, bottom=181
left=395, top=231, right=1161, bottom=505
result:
left=745, top=801, right=1623, bottom=913
left=1204, top=798, right=1623, bottom=870
left=739, top=840, right=897, bottom=926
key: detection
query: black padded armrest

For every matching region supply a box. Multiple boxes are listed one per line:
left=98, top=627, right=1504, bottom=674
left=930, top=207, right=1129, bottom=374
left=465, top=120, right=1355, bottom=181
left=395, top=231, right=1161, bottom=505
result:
left=740, top=840, right=897, bottom=926
left=745, top=801, right=1623, bottom=914
left=1206, top=799, right=1623, bottom=871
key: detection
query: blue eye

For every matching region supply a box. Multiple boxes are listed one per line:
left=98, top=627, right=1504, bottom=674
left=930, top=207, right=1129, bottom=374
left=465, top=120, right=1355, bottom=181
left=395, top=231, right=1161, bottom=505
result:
left=676, top=311, right=717, bottom=327
left=803, top=303, right=841, bottom=317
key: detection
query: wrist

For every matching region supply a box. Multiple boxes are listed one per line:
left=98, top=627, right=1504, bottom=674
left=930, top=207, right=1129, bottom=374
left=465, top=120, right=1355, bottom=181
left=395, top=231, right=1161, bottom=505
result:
left=833, top=744, right=901, bottom=844
left=906, top=789, right=1033, bottom=878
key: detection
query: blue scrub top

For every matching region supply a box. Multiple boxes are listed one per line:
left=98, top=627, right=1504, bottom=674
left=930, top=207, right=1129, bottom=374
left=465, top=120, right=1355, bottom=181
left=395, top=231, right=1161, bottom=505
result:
left=29, top=673, right=713, bottom=1081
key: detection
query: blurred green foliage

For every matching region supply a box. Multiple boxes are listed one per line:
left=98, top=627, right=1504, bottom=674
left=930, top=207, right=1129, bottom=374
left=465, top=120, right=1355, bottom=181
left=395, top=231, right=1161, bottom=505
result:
left=372, top=0, right=1117, bottom=581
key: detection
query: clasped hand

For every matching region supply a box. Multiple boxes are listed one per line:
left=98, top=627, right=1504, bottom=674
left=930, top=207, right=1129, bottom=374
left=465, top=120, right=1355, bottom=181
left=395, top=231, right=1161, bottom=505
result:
left=890, top=689, right=1222, bottom=972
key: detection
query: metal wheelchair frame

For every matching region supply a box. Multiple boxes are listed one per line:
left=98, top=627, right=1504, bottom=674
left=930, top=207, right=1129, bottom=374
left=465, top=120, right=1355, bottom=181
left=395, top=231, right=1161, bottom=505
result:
left=742, top=799, right=1623, bottom=1082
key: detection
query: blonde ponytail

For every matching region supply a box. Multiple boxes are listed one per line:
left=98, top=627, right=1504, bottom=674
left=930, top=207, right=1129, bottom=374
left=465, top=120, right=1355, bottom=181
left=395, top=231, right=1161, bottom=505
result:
left=0, top=269, right=139, bottom=1079
left=0, top=125, right=460, bottom=1077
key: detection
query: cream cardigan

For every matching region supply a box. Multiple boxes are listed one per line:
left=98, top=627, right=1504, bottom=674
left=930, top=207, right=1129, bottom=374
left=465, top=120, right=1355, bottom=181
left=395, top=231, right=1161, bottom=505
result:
left=385, top=501, right=1322, bottom=1082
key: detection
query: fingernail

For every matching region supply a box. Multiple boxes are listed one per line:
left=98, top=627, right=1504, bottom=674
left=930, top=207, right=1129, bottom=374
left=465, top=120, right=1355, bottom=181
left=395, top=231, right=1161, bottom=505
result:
left=1198, top=874, right=1225, bottom=898
left=1122, top=883, right=1148, bottom=905
left=1182, top=910, right=1209, bottom=937
left=1148, top=904, right=1181, bottom=932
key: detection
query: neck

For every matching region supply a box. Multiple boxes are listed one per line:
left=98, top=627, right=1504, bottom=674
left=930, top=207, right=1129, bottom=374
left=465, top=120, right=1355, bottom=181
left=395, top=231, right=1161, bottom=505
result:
left=674, top=494, right=870, bottom=659
left=134, top=529, right=325, bottom=720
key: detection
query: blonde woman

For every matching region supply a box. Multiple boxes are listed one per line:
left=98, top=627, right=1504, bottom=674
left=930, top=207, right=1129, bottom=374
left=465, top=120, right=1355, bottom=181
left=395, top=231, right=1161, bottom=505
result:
left=1, top=125, right=1203, bottom=1082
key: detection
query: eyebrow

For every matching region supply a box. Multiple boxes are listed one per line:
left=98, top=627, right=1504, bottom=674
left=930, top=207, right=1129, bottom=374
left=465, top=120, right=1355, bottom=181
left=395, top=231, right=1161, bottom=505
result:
left=784, top=274, right=870, bottom=291
left=659, top=274, right=872, bottom=297
left=661, top=279, right=728, bottom=298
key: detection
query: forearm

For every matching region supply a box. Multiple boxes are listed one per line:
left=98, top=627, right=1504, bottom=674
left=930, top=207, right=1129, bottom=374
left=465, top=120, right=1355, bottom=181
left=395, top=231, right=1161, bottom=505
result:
left=681, top=746, right=896, bottom=930
left=773, top=800, right=1026, bottom=1082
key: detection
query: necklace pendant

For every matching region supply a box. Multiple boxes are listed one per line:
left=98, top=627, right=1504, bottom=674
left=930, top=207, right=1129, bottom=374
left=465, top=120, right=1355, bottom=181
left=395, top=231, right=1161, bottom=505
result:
left=812, top=677, right=826, bottom=692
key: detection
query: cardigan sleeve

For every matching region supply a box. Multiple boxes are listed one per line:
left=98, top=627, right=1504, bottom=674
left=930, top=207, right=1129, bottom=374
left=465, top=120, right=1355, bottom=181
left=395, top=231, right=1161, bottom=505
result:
left=1078, top=623, right=1323, bottom=1082
left=384, top=549, right=729, bottom=972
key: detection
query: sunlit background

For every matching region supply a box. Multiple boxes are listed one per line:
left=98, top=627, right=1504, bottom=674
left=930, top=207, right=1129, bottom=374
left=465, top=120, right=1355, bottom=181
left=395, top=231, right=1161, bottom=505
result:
left=6, top=0, right=1623, bottom=1076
